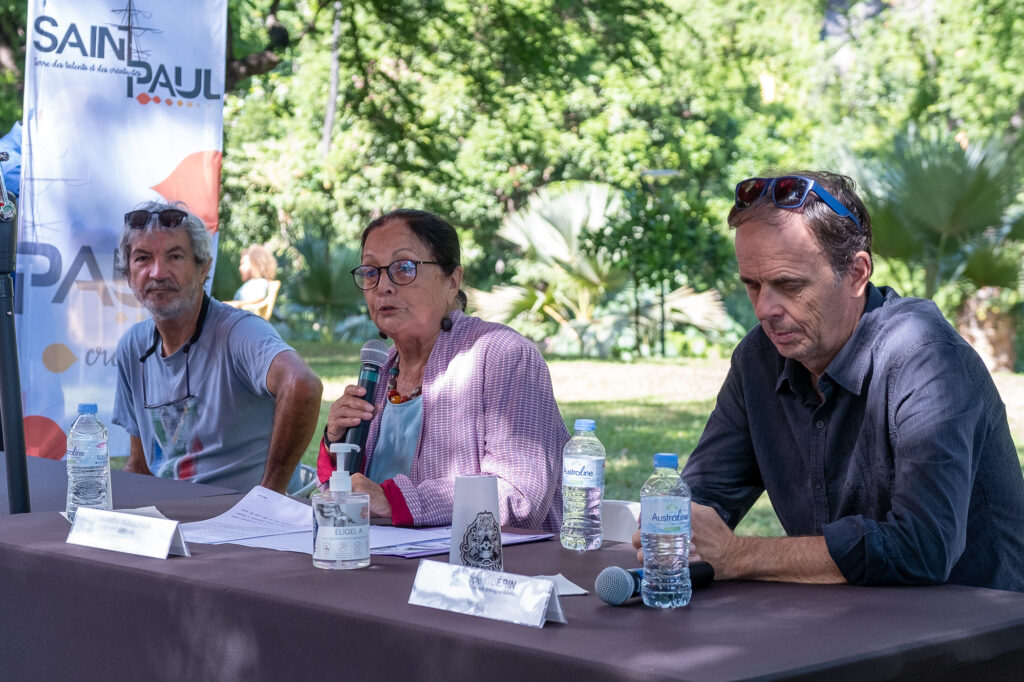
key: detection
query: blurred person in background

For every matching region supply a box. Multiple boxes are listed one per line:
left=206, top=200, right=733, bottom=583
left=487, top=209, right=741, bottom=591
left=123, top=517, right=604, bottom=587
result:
left=228, top=243, right=276, bottom=305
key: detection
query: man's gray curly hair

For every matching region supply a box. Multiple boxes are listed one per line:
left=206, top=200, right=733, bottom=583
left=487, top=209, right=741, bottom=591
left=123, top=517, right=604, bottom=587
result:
left=115, top=200, right=212, bottom=278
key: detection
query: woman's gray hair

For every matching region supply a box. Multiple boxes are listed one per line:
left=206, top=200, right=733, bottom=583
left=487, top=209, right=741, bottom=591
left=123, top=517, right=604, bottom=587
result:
left=115, top=200, right=212, bottom=278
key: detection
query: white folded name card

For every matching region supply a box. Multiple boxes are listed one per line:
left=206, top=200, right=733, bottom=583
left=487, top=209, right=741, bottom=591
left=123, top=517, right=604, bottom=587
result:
left=408, top=559, right=566, bottom=628
left=66, top=508, right=191, bottom=559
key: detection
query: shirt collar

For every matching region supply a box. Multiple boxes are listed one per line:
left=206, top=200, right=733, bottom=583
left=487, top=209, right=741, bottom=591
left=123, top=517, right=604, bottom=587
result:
left=774, top=283, right=886, bottom=398
left=820, top=282, right=886, bottom=396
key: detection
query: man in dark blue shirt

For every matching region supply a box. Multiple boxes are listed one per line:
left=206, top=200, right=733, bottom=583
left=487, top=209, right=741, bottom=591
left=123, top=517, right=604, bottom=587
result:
left=637, top=171, right=1024, bottom=592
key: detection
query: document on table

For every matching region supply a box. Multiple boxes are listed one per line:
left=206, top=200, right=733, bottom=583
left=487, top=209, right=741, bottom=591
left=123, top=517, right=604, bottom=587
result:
left=180, top=486, right=312, bottom=544
left=373, top=528, right=552, bottom=558
left=178, top=488, right=551, bottom=556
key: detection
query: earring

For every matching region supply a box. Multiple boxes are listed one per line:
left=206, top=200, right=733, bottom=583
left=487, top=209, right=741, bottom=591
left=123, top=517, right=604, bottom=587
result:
left=379, top=330, right=388, bottom=339
left=440, top=316, right=453, bottom=332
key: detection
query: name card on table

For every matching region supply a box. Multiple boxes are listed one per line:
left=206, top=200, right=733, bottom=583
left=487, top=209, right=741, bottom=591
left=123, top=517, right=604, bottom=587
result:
left=408, top=559, right=566, bottom=628
left=66, top=508, right=191, bottom=559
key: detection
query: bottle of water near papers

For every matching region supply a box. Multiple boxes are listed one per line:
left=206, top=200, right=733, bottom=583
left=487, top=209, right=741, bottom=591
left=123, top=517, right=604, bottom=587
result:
left=65, top=403, right=113, bottom=523
left=313, top=446, right=370, bottom=570
left=640, top=453, right=691, bottom=608
left=560, top=418, right=605, bottom=551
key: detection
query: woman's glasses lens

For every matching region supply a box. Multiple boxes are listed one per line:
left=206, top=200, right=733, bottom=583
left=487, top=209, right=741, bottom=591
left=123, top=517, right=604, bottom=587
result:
left=352, top=266, right=379, bottom=290
left=388, top=260, right=418, bottom=283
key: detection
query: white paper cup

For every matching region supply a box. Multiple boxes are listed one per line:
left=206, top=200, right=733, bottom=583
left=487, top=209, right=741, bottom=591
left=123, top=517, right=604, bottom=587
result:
left=449, top=474, right=503, bottom=571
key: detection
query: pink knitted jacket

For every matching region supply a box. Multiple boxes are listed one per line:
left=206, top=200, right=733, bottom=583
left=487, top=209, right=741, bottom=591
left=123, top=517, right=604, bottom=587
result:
left=319, top=311, right=568, bottom=531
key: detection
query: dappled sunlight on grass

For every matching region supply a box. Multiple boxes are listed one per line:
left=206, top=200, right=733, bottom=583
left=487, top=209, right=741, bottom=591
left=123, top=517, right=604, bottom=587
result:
left=292, top=341, right=1023, bottom=540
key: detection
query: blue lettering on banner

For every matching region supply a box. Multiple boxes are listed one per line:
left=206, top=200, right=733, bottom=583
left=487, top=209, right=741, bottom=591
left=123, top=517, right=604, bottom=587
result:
left=33, top=16, right=127, bottom=60
left=30, top=13, right=221, bottom=102
left=14, top=242, right=140, bottom=315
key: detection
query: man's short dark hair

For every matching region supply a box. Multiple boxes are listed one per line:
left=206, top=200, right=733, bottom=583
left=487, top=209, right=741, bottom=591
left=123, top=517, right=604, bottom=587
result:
left=727, top=170, right=873, bottom=282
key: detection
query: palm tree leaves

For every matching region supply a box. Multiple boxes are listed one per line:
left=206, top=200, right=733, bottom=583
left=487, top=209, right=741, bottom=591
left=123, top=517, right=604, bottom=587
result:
left=468, top=181, right=729, bottom=356
left=861, top=125, right=1022, bottom=297
left=497, top=181, right=629, bottom=324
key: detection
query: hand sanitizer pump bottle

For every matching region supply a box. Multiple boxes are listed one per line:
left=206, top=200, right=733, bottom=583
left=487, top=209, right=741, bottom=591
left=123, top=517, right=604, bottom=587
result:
left=312, top=444, right=370, bottom=569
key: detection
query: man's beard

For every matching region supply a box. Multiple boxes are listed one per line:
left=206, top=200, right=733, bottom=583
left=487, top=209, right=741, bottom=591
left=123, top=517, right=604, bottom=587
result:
left=134, top=274, right=205, bottom=321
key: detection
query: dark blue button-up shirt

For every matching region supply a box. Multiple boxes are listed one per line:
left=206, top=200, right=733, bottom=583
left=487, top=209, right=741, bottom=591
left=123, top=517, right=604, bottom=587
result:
left=683, top=284, right=1024, bottom=591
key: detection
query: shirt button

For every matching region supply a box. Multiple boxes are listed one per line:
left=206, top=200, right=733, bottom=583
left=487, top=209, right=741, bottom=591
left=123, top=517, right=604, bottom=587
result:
left=816, top=420, right=825, bottom=429
left=815, top=483, right=823, bottom=490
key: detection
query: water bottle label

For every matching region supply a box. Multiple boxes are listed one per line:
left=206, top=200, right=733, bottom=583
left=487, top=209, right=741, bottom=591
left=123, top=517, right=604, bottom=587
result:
left=66, top=443, right=108, bottom=468
left=562, top=456, right=604, bottom=488
left=641, top=497, right=690, bottom=534
left=314, top=524, right=369, bottom=560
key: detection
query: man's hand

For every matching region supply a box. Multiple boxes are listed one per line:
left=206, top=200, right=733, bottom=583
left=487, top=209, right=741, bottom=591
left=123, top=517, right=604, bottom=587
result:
left=123, top=436, right=153, bottom=476
left=352, top=473, right=392, bottom=518
left=632, top=502, right=846, bottom=584
left=690, top=503, right=740, bottom=577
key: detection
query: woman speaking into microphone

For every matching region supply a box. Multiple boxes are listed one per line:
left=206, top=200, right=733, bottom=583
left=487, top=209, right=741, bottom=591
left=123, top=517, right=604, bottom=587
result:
left=317, top=209, right=568, bottom=531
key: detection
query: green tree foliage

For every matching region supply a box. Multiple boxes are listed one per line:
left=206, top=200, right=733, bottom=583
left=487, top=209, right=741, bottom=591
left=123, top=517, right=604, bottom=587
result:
left=857, top=125, right=1024, bottom=299
left=2, top=1, right=1024, bottom=357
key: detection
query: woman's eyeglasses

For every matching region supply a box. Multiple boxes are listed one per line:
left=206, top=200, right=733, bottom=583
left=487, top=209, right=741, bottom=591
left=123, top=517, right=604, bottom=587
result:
left=125, top=209, right=189, bottom=229
left=351, top=259, right=440, bottom=290
left=734, top=176, right=862, bottom=231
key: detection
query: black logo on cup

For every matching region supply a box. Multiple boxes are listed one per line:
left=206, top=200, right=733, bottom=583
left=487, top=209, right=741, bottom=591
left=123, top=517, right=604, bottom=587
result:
left=459, top=511, right=502, bottom=571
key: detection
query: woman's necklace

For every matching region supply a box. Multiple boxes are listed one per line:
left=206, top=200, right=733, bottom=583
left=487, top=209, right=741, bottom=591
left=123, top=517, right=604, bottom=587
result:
left=387, top=359, right=423, bottom=404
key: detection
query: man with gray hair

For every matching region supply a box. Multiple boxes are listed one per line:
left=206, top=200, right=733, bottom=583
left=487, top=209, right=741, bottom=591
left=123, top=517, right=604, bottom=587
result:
left=112, top=201, right=322, bottom=493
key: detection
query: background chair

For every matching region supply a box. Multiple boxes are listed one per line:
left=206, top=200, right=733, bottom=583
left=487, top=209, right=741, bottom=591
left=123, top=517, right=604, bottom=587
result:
left=236, top=279, right=281, bottom=321
left=287, top=463, right=319, bottom=499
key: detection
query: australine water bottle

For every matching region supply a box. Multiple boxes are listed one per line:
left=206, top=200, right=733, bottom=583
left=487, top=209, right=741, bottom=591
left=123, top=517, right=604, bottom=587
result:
left=640, top=453, right=691, bottom=608
left=560, top=418, right=605, bottom=551
left=65, top=403, right=113, bottom=522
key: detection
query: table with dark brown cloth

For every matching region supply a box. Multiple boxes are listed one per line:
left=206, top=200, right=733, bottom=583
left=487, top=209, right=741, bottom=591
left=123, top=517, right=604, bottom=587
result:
left=1, top=494, right=1022, bottom=682
left=0, top=454, right=238, bottom=515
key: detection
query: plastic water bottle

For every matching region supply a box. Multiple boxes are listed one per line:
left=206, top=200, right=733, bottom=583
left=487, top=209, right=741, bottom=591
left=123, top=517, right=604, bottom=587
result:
left=65, top=403, right=113, bottom=522
left=640, top=453, right=691, bottom=608
left=560, top=418, right=605, bottom=551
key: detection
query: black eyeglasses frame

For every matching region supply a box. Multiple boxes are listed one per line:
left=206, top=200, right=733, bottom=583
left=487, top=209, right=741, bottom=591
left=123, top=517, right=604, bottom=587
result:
left=350, top=259, right=441, bottom=291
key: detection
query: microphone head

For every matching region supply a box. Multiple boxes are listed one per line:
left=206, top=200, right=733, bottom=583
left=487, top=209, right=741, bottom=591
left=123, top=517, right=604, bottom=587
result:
left=595, top=566, right=636, bottom=606
left=360, top=339, right=389, bottom=367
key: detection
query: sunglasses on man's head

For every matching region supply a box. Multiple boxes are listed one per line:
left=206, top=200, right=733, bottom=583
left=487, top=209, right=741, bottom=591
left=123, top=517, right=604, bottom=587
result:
left=734, top=176, right=862, bottom=231
left=124, top=209, right=189, bottom=229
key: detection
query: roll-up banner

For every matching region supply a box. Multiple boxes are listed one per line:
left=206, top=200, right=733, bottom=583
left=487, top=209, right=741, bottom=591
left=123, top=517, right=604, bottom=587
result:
left=18, top=0, right=226, bottom=458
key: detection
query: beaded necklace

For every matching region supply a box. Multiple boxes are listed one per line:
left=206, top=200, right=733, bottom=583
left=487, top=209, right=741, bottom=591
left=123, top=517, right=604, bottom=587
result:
left=387, top=360, right=423, bottom=404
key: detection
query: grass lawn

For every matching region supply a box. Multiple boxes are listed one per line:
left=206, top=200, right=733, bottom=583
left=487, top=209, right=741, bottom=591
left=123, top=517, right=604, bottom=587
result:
left=295, top=340, right=1024, bottom=538
left=296, top=341, right=782, bottom=537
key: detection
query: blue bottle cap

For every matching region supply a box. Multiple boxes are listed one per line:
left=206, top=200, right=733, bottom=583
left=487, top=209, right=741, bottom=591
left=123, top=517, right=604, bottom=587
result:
left=573, top=419, right=596, bottom=432
left=653, top=453, right=678, bottom=469
left=77, top=403, right=98, bottom=414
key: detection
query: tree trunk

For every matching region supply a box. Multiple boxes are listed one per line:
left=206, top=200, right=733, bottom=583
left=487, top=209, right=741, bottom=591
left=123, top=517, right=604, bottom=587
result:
left=321, top=2, right=343, bottom=158
left=956, top=286, right=1017, bottom=372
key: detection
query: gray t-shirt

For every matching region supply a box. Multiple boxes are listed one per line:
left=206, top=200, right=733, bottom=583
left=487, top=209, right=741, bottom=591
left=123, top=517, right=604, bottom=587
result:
left=113, top=297, right=293, bottom=492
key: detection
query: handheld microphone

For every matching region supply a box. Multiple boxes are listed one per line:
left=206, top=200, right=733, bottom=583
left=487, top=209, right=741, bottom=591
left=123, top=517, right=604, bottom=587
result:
left=595, top=562, right=714, bottom=606
left=343, top=339, right=389, bottom=473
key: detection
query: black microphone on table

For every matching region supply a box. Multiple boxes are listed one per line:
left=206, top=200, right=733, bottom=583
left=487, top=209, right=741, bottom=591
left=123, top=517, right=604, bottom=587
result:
left=595, top=562, right=715, bottom=606
left=341, top=339, right=389, bottom=474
